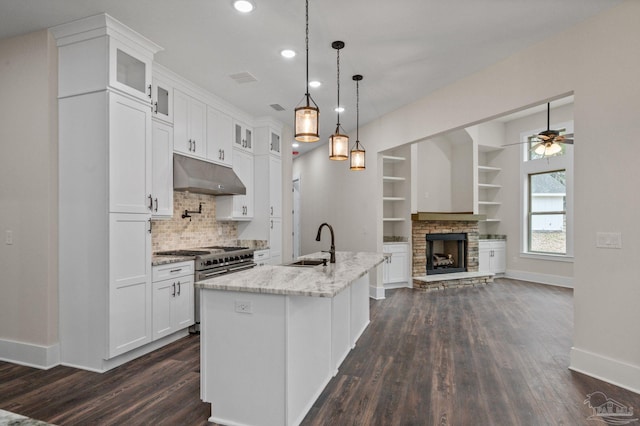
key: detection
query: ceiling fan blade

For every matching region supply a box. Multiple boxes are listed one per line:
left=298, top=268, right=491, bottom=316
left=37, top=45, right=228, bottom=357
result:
left=501, top=141, right=531, bottom=147
left=562, top=139, right=574, bottom=145
left=563, top=133, right=574, bottom=139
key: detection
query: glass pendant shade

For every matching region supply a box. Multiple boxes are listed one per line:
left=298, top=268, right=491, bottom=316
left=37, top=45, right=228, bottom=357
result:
left=329, top=132, right=349, bottom=160
left=295, top=103, right=319, bottom=142
left=350, top=142, right=365, bottom=170
left=534, top=142, right=562, bottom=156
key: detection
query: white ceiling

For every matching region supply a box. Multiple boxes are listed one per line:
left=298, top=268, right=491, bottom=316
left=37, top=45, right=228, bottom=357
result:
left=0, top=0, right=620, bottom=156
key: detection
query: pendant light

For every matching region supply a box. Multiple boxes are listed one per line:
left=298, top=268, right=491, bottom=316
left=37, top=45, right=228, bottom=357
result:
left=329, top=41, right=348, bottom=160
left=350, top=74, right=365, bottom=170
left=294, top=0, right=319, bottom=142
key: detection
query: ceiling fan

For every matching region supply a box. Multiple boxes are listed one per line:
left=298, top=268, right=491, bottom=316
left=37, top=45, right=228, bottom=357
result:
left=503, top=102, right=573, bottom=156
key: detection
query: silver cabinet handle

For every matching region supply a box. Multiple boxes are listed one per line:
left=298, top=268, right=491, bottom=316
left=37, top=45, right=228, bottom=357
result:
left=169, top=268, right=182, bottom=273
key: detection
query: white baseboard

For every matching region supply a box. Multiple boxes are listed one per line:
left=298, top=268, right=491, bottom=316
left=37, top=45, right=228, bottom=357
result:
left=370, top=285, right=385, bottom=300
left=0, top=338, right=60, bottom=370
left=504, top=269, right=574, bottom=288
left=570, top=346, right=640, bottom=395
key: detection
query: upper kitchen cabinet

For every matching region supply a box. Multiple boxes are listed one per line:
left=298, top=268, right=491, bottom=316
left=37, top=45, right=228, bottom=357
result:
left=109, top=93, right=153, bottom=214
left=151, top=75, right=173, bottom=123
left=52, top=14, right=162, bottom=102
left=151, top=120, right=174, bottom=218
left=174, top=89, right=207, bottom=159
left=216, top=148, right=254, bottom=221
left=206, top=106, right=233, bottom=167
left=234, top=120, right=253, bottom=152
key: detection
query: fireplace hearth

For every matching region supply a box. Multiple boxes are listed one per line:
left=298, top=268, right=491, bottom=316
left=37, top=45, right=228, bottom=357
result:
left=426, top=233, right=467, bottom=275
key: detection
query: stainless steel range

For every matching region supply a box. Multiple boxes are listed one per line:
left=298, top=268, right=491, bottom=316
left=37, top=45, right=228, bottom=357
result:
left=156, top=246, right=256, bottom=333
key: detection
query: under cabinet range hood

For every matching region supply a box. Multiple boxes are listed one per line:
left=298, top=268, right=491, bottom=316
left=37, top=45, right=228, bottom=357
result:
left=173, top=153, right=246, bottom=195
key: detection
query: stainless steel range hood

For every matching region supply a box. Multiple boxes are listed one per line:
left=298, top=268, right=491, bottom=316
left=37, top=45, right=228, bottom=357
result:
left=173, top=153, right=246, bottom=195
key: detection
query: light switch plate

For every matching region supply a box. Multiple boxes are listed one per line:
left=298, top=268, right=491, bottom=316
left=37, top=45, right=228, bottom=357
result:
left=596, top=232, right=622, bottom=249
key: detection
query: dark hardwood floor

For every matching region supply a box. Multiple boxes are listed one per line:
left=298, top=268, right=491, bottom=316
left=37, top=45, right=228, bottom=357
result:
left=1, top=278, right=638, bottom=425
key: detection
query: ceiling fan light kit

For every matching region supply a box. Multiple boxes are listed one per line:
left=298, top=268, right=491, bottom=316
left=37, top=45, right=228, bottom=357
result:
left=503, top=102, right=574, bottom=157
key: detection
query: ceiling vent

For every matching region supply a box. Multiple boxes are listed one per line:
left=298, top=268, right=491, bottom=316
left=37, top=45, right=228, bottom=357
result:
left=229, top=71, right=258, bottom=84
left=270, top=104, right=285, bottom=111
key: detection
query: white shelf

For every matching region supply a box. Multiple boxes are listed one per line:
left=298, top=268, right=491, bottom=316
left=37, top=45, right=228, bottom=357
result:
left=478, top=183, right=501, bottom=189
left=382, top=155, right=406, bottom=162
left=478, top=165, right=501, bottom=172
left=383, top=197, right=406, bottom=202
left=383, top=218, right=406, bottom=222
left=478, top=201, right=501, bottom=206
left=484, top=218, right=501, bottom=222
left=383, top=176, right=406, bottom=182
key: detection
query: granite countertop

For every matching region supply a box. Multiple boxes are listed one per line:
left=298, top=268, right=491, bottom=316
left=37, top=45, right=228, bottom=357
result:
left=196, top=251, right=385, bottom=298
left=0, top=409, right=53, bottom=425
left=479, top=234, right=507, bottom=241
left=152, top=255, right=195, bottom=266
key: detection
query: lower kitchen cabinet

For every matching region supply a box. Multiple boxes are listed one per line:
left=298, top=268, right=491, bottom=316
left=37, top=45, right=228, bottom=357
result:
left=479, top=240, right=506, bottom=274
left=152, top=261, right=195, bottom=340
left=383, top=243, right=409, bottom=288
left=254, top=249, right=270, bottom=266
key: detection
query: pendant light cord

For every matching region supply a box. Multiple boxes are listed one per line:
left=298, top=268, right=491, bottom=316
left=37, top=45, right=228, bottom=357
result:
left=305, top=0, right=310, bottom=98
left=355, top=78, right=359, bottom=142
left=336, top=47, right=341, bottom=128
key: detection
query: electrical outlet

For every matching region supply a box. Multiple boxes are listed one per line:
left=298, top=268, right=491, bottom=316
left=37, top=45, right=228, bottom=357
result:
left=5, top=230, right=13, bottom=245
left=235, top=300, right=253, bottom=314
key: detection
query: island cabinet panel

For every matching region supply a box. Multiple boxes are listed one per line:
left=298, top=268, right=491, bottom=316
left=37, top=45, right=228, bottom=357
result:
left=200, top=291, right=336, bottom=426
left=350, top=275, right=371, bottom=346
left=331, top=288, right=351, bottom=374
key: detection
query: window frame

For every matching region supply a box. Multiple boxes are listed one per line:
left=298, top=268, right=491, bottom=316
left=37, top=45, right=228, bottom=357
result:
left=519, top=120, right=574, bottom=261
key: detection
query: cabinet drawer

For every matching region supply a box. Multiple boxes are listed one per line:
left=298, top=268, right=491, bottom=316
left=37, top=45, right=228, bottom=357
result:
left=152, top=260, right=194, bottom=281
left=383, top=243, right=409, bottom=254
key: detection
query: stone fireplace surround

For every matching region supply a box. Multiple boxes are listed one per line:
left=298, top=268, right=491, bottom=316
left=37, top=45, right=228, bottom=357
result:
left=412, top=213, right=493, bottom=290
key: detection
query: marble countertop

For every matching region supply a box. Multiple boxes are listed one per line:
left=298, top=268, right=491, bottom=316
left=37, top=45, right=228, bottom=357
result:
left=152, top=254, right=195, bottom=266
left=0, top=409, right=53, bottom=425
left=196, top=251, right=385, bottom=297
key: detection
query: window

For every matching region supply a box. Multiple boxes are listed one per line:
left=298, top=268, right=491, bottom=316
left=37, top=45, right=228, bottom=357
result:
left=528, top=170, right=566, bottom=254
left=520, top=120, right=573, bottom=259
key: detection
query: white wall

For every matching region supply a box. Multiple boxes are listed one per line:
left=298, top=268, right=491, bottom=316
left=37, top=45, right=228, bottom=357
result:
left=293, top=0, right=640, bottom=392
left=416, top=136, right=453, bottom=212
left=0, top=30, right=59, bottom=367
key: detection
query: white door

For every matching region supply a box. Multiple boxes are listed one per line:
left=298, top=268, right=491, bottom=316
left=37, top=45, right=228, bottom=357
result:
left=152, top=278, right=175, bottom=340
left=174, top=276, right=194, bottom=329
left=206, top=107, right=233, bottom=167
left=269, top=156, right=282, bottom=218
left=109, top=93, right=152, bottom=214
left=108, top=213, right=152, bottom=358
left=151, top=120, right=174, bottom=218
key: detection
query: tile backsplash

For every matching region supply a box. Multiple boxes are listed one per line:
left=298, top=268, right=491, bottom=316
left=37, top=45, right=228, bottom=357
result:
left=152, top=191, right=238, bottom=252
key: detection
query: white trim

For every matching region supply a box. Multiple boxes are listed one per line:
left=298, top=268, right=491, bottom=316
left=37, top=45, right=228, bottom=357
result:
left=0, top=339, right=60, bottom=370
left=570, top=347, right=640, bottom=395
left=369, top=285, right=385, bottom=300
left=520, top=252, right=574, bottom=263
left=504, top=269, right=574, bottom=288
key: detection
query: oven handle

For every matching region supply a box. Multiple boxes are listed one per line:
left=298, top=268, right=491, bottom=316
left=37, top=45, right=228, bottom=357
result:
left=200, top=270, right=229, bottom=279
left=229, top=264, right=257, bottom=272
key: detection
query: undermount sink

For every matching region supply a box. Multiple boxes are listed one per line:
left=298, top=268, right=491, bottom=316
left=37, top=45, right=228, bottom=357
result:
left=285, top=258, right=327, bottom=267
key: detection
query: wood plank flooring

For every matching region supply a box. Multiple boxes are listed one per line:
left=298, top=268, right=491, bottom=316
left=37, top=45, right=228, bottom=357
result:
left=1, top=278, right=638, bottom=425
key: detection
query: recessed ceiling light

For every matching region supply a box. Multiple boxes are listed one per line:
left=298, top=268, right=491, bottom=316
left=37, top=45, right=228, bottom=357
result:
left=309, top=80, right=321, bottom=88
left=280, top=49, right=296, bottom=59
left=233, top=0, right=255, bottom=13
left=292, top=142, right=300, bottom=148
left=335, top=106, right=345, bottom=113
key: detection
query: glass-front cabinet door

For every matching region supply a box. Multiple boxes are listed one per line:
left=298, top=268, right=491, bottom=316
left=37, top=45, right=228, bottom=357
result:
left=109, top=38, right=153, bottom=103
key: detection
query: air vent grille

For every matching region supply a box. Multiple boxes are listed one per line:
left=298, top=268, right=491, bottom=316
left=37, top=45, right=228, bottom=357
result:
left=270, top=104, right=285, bottom=111
left=229, top=71, right=258, bottom=84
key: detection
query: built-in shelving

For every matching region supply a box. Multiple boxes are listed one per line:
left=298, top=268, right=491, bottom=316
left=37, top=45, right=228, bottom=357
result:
left=476, top=144, right=503, bottom=225
left=382, top=152, right=410, bottom=240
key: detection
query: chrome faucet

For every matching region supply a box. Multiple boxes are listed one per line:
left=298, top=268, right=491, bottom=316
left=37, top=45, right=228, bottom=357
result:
left=315, top=223, right=336, bottom=263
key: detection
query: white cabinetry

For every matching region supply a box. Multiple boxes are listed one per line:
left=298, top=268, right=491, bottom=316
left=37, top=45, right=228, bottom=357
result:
left=151, top=75, right=173, bottom=123
left=151, top=120, right=174, bottom=218
left=383, top=243, right=409, bottom=288
left=254, top=249, right=270, bottom=266
left=234, top=120, right=253, bottom=152
left=206, top=106, right=233, bottom=167
left=152, top=261, right=194, bottom=340
left=269, top=217, right=283, bottom=265
left=53, top=14, right=164, bottom=371
left=109, top=214, right=152, bottom=357
left=109, top=93, right=153, bottom=214
left=478, top=240, right=506, bottom=274
left=174, top=89, right=207, bottom=158
left=216, top=148, right=254, bottom=220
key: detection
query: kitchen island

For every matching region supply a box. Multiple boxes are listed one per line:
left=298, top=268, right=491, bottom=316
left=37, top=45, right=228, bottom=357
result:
left=196, top=251, right=385, bottom=426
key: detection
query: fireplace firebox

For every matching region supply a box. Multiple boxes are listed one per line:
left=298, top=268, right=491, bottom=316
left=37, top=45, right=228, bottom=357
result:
left=426, top=233, right=467, bottom=275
